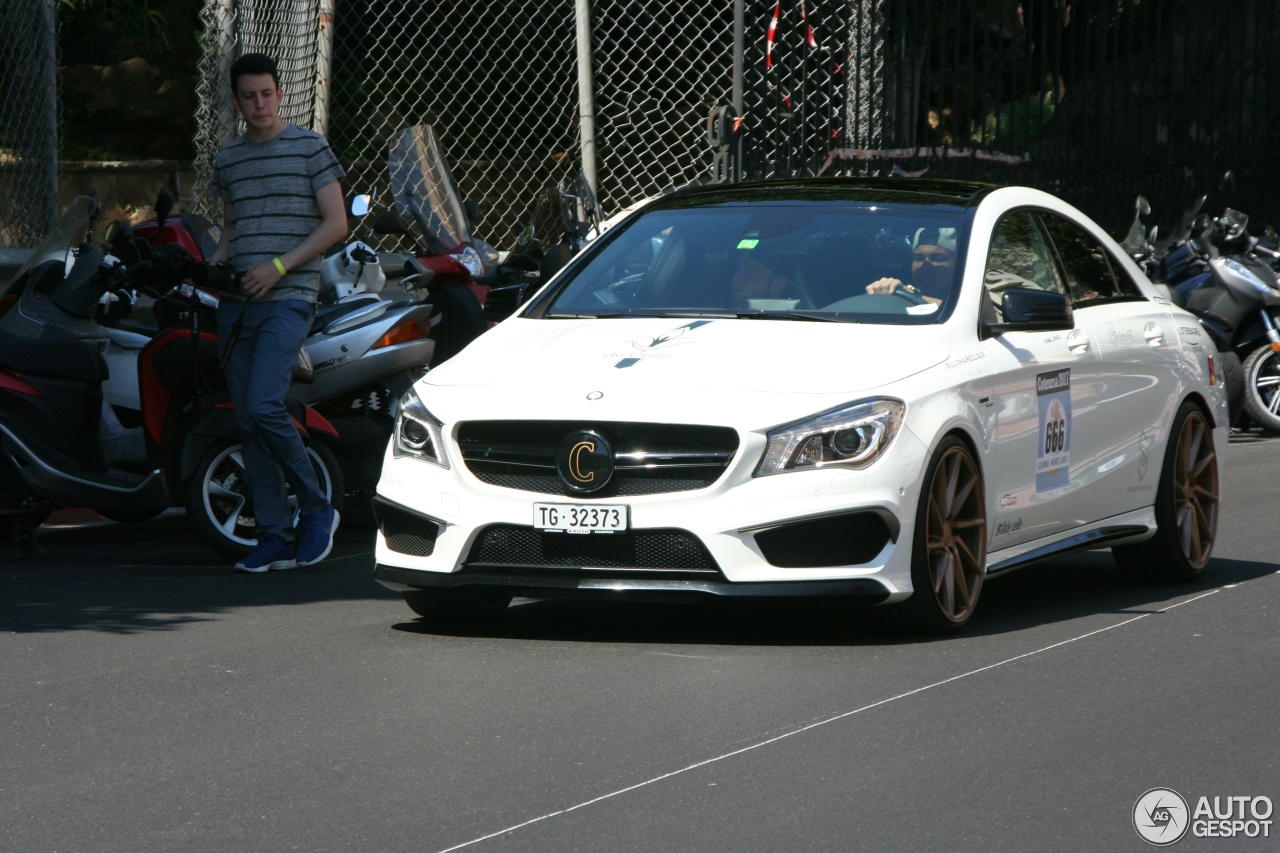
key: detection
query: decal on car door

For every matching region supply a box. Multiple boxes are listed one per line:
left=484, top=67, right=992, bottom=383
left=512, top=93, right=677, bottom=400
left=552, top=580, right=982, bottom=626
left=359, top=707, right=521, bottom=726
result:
left=1035, top=368, right=1071, bottom=492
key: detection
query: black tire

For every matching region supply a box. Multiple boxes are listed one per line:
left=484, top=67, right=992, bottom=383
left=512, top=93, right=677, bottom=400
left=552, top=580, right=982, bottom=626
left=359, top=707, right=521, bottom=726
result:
left=1241, top=345, right=1280, bottom=434
left=1219, top=350, right=1244, bottom=426
left=1113, top=400, right=1219, bottom=582
left=403, top=588, right=512, bottom=628
left=186, top=438, right=345, bottom=560
left=901, top=435, right=988, bottom=634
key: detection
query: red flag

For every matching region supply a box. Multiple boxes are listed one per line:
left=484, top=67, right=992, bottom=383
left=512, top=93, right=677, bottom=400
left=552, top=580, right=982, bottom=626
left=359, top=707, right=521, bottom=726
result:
left=766, top=2, right=780, bottom=69
left=800, top=1, right=819, bottom=50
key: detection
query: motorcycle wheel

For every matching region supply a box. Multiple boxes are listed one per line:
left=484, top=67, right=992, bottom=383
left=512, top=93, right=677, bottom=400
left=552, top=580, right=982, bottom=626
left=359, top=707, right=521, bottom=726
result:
left=186, top=439, right=345, bottom=559
left=1241, top=345, right=1280, bottom=434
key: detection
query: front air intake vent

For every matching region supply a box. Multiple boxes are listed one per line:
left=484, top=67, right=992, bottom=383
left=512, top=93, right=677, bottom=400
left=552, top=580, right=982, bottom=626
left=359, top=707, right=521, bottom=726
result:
left=754, top=512, right=892, bottom=568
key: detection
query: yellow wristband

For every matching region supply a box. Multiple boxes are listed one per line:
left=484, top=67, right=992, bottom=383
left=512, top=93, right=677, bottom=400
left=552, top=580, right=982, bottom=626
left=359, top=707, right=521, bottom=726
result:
left=272, top=257, right=287, bottom=276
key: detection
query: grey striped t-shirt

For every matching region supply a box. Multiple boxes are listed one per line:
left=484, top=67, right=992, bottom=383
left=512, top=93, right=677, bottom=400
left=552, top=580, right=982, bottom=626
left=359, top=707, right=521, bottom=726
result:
left=213, top=124, right=345, bottom=303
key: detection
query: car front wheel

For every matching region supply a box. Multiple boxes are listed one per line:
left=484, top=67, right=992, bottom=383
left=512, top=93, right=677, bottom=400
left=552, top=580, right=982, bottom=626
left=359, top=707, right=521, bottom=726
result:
left=403, top=588, right=513, bottom=629
left=902, top=435, right=988, bottom=634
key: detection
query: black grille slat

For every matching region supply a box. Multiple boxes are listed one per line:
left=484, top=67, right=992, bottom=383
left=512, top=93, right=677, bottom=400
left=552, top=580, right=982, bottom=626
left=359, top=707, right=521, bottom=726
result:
left=456, top=421, right=739, bottom=498
left=754, top=513, right=892, bottom=568
left=465, top=524, right=720, bottom=572
left=374, top=501, right=440, bottom=557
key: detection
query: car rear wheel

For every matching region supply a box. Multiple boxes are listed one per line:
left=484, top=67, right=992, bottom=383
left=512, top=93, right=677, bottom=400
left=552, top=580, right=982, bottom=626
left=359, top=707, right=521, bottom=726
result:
left=402, top=588, right=513, bottom=628
left=902, top=436, right=988, bottom=634
left=1113, top=401, right=1218, bottom=582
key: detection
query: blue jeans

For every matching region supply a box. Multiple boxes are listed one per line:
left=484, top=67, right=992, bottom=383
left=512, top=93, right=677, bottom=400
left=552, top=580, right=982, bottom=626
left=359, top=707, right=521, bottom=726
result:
left=218, top=298, right=327, bottom=543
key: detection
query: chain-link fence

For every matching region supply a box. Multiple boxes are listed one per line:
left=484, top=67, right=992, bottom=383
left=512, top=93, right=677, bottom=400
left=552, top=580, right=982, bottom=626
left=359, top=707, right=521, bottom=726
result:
left=0, top=0, right=60, bottom=248
left=193, top=0, right=1280, bottom=242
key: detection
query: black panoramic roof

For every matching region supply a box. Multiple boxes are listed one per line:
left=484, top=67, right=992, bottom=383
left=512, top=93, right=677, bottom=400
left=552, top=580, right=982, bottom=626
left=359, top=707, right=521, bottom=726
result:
left=649, top=177, right=995, bottom=211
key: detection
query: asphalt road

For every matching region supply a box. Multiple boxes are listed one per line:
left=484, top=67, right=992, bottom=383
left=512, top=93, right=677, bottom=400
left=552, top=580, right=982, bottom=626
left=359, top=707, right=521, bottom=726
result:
left=3, top=434, right=1278, bottom=852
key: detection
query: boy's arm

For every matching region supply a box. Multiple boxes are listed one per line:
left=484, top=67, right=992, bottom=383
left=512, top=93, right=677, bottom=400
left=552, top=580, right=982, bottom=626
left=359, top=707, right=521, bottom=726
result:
left=239, top=180, right=348, bottom=300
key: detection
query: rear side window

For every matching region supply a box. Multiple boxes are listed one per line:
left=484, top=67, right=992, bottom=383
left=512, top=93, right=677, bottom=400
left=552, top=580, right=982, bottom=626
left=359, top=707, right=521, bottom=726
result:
left=1040, top=212, right=1143, bottom=305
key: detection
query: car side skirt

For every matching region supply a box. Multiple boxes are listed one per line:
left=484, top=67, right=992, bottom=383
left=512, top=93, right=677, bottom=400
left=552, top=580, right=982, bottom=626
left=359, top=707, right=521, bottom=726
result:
left=985, top=507, right=1157, bottom=577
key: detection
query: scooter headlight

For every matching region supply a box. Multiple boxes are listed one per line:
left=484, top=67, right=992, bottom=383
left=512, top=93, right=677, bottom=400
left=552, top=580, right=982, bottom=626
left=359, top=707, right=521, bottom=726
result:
left=449, top=246, right=484, bottom=277
left=755, top=399, right=906, bottom=476
left=394, top=388, right=448, bottom=467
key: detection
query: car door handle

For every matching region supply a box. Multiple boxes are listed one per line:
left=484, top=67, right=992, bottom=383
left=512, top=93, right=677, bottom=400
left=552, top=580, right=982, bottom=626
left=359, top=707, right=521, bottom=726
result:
left=1144, top=321, right=1164, bottom=346
left=1067, top=330, right=1090, bottom=353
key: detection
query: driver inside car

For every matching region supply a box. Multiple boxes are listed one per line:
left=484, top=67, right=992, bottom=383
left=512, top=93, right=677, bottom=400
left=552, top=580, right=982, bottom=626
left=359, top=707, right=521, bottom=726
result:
left=731, top=246, right=797, bottom=308
left=864, top=227, right=958, bottom=306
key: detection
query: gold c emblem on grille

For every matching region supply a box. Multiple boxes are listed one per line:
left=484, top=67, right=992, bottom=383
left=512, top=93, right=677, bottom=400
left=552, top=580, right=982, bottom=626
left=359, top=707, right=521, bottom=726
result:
left=568, top=440, right=596, bottom=483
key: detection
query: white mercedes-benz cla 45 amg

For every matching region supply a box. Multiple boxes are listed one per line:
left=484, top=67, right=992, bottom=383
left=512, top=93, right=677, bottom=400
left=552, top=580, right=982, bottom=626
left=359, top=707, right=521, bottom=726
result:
left=372, top=179, right=1226, bottom=633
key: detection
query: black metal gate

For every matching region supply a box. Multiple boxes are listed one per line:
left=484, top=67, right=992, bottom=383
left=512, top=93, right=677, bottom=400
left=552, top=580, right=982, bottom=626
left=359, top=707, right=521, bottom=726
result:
left=743, top=0, right=1280, bottom=234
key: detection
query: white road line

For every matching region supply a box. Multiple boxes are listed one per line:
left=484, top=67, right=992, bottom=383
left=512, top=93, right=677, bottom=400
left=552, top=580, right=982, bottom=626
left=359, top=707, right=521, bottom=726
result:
left=434, top=588, right=1222, bottom=853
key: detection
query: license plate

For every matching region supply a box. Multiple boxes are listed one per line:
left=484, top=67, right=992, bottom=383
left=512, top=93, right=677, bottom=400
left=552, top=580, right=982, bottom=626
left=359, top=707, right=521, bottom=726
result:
left=533, top=503, right=629, bottom=533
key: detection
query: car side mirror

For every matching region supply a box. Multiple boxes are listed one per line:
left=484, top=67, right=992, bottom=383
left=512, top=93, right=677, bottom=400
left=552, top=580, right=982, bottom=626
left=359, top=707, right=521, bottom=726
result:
left=372, top=209, right=408, bottom=235
left=986, top=288, right=1074, bottom=335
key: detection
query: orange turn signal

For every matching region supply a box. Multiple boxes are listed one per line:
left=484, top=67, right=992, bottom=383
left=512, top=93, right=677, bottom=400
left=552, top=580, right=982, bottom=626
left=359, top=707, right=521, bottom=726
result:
left=373, top=320, right=427, bottom=350
left=1271, top=342, right=1280, bottom=352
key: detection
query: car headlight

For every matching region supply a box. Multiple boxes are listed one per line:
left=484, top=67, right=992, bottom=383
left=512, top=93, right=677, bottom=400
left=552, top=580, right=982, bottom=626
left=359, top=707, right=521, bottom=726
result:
left=394, top=388, right=449, bottom=467
left=755, top=399, right=905, bottom=476
left=449, top=246, right=484, bottom=277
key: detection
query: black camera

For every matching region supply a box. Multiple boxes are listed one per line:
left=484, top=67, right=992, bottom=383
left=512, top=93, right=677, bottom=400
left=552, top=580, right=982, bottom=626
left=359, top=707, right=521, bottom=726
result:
left=192, top=261, right=244, bottom=295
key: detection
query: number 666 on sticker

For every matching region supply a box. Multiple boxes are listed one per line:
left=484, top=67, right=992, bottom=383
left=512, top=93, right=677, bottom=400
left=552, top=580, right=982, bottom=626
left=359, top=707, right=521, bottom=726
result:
left=1035, top=368, right=1071, bottom=492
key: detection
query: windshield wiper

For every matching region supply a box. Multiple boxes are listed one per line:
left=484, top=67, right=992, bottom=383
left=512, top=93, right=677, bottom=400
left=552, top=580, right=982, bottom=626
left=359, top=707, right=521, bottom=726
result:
left=733, top=310, right=848, bottom=323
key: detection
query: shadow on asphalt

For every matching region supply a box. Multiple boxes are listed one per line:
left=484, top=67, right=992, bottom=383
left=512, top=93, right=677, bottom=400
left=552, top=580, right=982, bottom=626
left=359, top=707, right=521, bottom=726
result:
left=390, top=552, right=1278, bottom=646
left=0, top=514, right=391, bottom=634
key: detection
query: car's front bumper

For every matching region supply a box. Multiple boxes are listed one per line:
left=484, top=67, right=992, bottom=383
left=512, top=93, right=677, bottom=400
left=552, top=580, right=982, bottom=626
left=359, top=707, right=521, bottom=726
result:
left=371, top=422, right=930, bottom=603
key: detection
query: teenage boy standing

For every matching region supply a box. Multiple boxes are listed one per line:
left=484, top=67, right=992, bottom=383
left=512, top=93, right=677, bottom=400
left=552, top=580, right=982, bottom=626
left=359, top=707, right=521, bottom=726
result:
left=209, top=53, right=348, bottom=573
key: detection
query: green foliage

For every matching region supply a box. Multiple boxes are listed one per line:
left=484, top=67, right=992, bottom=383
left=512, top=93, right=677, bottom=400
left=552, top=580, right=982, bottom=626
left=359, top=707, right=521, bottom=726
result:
left=58, top=0, right=178, bottom=45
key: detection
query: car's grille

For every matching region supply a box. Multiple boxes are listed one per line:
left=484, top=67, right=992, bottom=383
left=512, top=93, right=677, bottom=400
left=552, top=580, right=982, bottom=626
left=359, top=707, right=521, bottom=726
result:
left=456, top=420, right=738, bottom=498
left=373, top=499, right=440, bottom=557
left=463, top=524, right=721, bottom=572
left=754, top=512, right=892, bottom=568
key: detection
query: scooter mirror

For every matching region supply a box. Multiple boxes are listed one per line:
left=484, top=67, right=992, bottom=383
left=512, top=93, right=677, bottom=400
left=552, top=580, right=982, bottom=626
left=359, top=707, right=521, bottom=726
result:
left=1136, top=195, right=1151, bottom=217
left=350, top=194, right=372, bottom=217
left=1221, top=171, right=1237, bottom=197
left=371, top=209, right=408, bottom=235
left=154, top=188, right=175, bottom=226
left=516, top=223, right=534, bottom=248
left=104, top=220, right=131, bottom=245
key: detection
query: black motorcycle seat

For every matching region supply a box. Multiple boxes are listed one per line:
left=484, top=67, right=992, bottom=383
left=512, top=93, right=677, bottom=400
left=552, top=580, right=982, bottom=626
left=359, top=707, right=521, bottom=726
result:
left=310, top=296, right=381, bottom=335
left=0, top=329, right=108, bottom=382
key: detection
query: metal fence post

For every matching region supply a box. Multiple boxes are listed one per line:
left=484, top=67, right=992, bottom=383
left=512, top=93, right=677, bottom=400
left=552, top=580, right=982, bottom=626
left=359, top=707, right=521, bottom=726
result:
left=313, top=0, right=335, bottom=137
left=848, top=0, right=886, bottom=153
left=575, top=0, right=598, bottom=192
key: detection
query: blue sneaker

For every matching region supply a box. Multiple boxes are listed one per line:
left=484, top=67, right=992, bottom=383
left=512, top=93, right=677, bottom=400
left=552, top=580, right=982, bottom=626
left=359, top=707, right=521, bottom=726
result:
left=235, top=535, right=297, bottom=573
left=296, top=505, right=340, bottom=566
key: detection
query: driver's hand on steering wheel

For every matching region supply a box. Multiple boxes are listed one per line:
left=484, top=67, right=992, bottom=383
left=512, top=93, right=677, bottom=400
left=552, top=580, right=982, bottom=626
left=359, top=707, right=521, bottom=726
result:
left=866, top=277, right=905, bottom=295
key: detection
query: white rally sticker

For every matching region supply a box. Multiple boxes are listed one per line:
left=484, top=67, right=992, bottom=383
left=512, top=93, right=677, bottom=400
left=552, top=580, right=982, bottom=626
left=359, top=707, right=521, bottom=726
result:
left=1035, top=368, right=1071, bottom=492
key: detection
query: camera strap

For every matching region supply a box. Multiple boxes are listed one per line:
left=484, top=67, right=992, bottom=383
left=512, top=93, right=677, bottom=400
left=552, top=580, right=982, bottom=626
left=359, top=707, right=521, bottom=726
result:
left=190, top=290, right=246, bottom=394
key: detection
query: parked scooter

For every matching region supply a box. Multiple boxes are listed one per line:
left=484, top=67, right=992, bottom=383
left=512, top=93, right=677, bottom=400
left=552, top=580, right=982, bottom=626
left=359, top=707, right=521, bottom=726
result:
left=1124, top=185, right=1280, bottom=430
left=0, top=194, right=344, bottom=558
left=96, top=195, right=436, bottom=543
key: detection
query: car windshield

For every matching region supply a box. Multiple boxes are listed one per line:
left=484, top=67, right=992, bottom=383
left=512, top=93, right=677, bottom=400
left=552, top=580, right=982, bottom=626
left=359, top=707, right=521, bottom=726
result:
left=542, top=199, right=969, bottom=324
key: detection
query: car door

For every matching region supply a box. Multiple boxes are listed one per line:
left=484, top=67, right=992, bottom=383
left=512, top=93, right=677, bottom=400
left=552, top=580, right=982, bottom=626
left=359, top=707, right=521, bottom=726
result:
left=978, top=210, right=1104, bottom=550
left=1040, top=211, right=1181, bottom=520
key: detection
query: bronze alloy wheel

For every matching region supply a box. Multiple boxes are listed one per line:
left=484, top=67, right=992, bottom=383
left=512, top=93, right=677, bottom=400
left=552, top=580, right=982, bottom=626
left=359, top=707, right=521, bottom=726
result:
left=1172, top=409, right=1218, bottom=569
left=907, top=437, right=987, bottom=631
left=1114, top=400, right=1218, bottom=583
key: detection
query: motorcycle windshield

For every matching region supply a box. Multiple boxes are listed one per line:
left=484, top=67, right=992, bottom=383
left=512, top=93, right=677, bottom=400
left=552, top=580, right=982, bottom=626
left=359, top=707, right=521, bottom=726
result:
left=388, top=125, right=470, bottom=253
left=4, top=196, right=97, bottom=295
left=1159, top=194, right=1206, bottom=252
